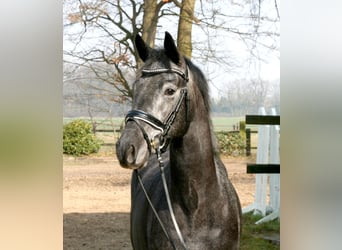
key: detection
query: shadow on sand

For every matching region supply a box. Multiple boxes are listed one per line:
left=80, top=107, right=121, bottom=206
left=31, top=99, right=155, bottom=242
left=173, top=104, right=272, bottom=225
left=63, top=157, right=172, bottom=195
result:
left=63, top=212, right=132, bottom=250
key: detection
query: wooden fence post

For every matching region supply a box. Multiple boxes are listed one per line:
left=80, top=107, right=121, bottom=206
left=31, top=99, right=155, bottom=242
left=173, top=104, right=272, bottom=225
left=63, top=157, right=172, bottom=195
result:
left=246, top=128, right=251, bottom=156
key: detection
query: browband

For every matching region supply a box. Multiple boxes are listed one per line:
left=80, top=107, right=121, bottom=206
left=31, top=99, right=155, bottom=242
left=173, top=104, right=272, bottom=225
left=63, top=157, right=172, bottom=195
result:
left=142, top=67, right=189, bottom=82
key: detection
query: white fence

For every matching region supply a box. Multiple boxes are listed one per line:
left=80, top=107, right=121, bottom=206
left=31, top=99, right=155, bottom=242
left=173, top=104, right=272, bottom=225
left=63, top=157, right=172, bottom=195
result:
left=242, top=107, right=280, bottom=224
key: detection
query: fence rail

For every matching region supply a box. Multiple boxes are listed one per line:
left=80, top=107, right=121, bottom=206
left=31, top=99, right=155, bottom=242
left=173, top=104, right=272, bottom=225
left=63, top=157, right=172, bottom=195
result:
left=245, top=115, right=280, bottom=125
left=246, top=164, right=280, bottom=174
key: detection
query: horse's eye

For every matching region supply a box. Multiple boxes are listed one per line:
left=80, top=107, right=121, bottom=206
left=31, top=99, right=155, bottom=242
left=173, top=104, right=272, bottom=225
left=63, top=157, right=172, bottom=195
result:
left=164, top=88, right=176, bottom=96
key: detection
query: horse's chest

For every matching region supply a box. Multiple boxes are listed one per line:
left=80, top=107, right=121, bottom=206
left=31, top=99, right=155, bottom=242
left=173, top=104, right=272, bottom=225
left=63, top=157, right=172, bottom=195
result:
left=150, top=227, right=227, bottom=250
left=148, top=210, right=230, bottom=249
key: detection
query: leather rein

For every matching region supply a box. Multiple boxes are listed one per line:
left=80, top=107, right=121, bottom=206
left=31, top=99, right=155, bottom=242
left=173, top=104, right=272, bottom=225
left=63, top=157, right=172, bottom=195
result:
left=125, top=66, right=189, bottom=250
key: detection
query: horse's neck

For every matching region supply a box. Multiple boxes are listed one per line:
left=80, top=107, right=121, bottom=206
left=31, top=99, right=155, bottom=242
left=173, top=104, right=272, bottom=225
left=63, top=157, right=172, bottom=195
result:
left=169, top=109, right=219, bottom=213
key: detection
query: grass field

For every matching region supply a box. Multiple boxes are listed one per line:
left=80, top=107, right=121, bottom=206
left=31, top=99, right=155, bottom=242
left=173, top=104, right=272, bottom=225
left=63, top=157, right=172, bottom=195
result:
left=63, top=116, right=245, bottom=131
left=63, top=116, right=259, bottom=156
left=211, top=116, right=244, bottom=131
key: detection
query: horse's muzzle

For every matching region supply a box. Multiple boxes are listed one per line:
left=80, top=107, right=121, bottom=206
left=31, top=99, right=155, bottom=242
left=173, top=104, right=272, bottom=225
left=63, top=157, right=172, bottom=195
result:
left=116, top=141, right=135, bottom=167
left=116, top=126, right=149, bottom=169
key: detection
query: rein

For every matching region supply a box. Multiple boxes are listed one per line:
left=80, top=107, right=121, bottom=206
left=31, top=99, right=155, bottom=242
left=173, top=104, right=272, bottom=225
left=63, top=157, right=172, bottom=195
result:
left=126, top=66, right=189, bottom=250
left=134, top=145, right=187, bottom=250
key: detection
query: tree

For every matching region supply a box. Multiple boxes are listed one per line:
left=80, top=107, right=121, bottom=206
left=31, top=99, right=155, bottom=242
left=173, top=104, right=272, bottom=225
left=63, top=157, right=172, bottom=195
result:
left=64, top=0, right=188, bottom=99
left=219, top=78, right=278, bottom=116
left=63, top=0, right=280, bottom=117
left=141, top=0, right=164, bottom=48
left=176, top=0, right=197, bottom=58
left=140, top=0, right=198, bottom=58
left=64, top=0, right=144, bottom=101
left=63, top=0, right=197, bottom=104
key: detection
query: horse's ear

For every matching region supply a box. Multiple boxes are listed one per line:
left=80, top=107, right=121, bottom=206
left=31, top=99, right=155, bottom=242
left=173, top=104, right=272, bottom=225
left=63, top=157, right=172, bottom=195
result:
left=135, top=34, right=150, bottom=62
left=164, top=32, right=180, bottom=65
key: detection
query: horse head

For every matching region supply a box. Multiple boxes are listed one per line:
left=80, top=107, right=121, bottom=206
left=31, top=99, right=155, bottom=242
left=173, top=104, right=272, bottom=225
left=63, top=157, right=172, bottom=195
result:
left=116, top=32, right=189, bottom=169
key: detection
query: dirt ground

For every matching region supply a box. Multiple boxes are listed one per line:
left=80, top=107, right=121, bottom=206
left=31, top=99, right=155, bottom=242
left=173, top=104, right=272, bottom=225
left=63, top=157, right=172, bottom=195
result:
left=63, top=155, right=257, bottom=250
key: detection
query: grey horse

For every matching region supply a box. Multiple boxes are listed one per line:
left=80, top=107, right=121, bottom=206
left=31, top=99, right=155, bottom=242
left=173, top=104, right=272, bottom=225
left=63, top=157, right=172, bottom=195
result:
left=116, top=32, right=242, bottom=250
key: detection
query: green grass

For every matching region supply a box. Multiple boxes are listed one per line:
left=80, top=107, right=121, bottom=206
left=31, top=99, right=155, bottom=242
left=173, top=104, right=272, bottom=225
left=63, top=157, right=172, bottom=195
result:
left=241, top=212, right=280, bottom=250
left=211, top=116, right=244, bottom=131
left=63, top=116, right=261, bottom=156
left=63, top=116, right=244, bottom=132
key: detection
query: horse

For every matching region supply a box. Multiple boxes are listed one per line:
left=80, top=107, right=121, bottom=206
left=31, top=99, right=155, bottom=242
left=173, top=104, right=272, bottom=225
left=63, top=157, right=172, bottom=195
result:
left=116, top=32, right=242, bottom=250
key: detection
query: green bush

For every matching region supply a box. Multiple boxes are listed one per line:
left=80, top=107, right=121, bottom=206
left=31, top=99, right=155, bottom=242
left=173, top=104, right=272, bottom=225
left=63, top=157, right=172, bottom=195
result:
left=215, top=131, right=245, bottom=156
left=63, top=119, right=102, bottom=156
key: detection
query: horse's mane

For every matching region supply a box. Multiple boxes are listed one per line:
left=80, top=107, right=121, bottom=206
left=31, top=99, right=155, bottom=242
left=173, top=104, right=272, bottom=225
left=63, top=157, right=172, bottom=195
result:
left=184, top=57, right=221, bottom=155
left=184, top=57, right=211, bottom=114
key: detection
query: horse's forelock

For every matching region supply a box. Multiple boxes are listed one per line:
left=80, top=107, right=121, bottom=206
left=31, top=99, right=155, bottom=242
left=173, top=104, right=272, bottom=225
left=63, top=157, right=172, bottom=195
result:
left=138, top=48, right=210, bottom=114
left=142, top=49, right=172, bottom=69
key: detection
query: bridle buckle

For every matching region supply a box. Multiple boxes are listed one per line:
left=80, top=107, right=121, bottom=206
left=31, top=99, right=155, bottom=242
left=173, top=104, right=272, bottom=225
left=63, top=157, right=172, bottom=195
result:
left=150, top=135, right=161, bottom=151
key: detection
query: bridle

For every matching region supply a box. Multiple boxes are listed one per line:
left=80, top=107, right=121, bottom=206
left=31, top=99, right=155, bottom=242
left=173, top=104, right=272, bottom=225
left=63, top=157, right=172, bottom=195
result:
left=124, top=66, right=189, bottom=250
left=125, top=66, right=189, bottom=154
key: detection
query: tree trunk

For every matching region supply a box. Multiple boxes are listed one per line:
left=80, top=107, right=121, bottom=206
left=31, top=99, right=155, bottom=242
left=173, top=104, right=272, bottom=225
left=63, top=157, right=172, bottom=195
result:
left=177, top=0, right=196, bottom=58
left=138, top=0, right=168, bottom=67
left=141, top=0, right=166, bottom=48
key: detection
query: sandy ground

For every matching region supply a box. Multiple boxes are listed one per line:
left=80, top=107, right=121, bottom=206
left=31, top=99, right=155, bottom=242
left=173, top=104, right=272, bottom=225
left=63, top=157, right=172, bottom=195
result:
left=63, top=155, right=256, bottom=250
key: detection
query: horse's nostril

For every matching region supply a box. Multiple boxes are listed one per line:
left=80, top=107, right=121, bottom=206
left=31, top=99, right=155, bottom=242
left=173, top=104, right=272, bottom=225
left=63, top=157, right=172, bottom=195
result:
left=126, top=145, right=136, bottom=164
